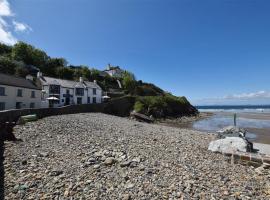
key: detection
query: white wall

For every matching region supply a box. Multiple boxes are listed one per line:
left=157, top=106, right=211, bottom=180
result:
left=0, top=84, right=41, bottom=110
left=41, top=84, right=103, bottom=108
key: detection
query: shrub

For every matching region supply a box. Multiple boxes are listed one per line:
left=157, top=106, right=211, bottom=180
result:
left=134, top=94, right=197, bottom=118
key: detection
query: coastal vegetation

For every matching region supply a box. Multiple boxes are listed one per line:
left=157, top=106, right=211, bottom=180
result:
left=0, top=41, right=197, bottom=117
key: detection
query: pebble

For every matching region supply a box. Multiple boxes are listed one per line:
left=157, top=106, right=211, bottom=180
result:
left=3, top=113, right=270, bottom=199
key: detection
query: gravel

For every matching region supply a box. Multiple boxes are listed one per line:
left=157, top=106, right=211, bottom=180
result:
left=3, top=113, right=270, bottom=199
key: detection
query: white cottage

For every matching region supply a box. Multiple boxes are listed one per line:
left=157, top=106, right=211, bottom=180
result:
left=103, top=65, right=124, bottom=78
left=0, top=73, right=41, bottom=111
left=38, top=73, right=102, bottom=108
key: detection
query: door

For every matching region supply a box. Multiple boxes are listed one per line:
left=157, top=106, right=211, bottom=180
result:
left=65, top=97, right=70, bottom=105
left=77, top=97, right=82, bottom=104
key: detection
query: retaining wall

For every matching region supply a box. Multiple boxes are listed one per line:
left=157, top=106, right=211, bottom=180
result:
left=0, top=96, right=135, bottom=124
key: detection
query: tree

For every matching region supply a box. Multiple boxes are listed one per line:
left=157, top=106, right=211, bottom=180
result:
left=0, top=56, right=16, bottom=74
left=56, top=67, right=74, bottom=80
left=11, top=41, right=48, bottom=67
left=15, top=62, right=29, bottom=77
left=42, top=58, right=67, bottom=77
left=0, top=43, right=12, bottom=57
left=122, top=71, right=137, bottom=93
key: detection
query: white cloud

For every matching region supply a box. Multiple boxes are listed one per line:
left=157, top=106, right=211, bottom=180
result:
left=0, top=0, right=13, bottom=16
left=223, top=91, right=270, bottom=100
left=193, top=91, right=270, bottom=106
left=13, top=20, right=32, bottom=33
left=0, top=0, right=31, bottom=45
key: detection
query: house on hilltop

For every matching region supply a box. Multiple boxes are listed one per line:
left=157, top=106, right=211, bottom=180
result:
left=38, top=72, right=102, bottom=108
left=0, top=73, right=41, bottom=110
left=103, top=64, right=125, bottom=78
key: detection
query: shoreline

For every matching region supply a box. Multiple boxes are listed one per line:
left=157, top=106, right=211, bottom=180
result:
left=155, top=112, right=213, bottom=129
left=157, top=111, right=270, bottom=145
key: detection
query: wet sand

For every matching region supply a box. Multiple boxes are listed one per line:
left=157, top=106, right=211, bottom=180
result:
left=158, top=112, right=270, bottom=145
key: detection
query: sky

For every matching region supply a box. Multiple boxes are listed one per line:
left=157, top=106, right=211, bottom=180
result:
left=1, top=0, right=270, bottom=105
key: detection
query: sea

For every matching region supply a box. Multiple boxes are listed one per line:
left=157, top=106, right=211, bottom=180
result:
left=196, top=105, right=270, bottom=113
left=193, top=105, right=270, bottom=143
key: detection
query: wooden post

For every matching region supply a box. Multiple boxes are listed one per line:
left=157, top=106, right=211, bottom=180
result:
left=234, top=113, right=237, bottom=126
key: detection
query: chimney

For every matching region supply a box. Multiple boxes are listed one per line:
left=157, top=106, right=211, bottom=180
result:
left=37, top=72, right=43, bottom=78
left=79, top=77, right=84, bottom=83
left=26, top=75, right=33, bottom=81
left=94, top=80, right=97, bottom=84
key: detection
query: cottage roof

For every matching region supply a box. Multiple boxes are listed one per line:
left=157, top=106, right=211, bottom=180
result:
left=40, top=76, right=101, bottom=89
left=0, top=73, right=40, bottom=90
left=84, top=81, right=101, bottom=89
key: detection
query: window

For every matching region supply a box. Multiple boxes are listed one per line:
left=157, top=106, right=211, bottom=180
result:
left=0, top=87, right=5, bottom=96
left=0, top=102, right=5, bottom=110
left=75, top=88, right=84, bottom=96
left=77, top=97, right=82, bottom=104
left=49, top=85, right=60, bottom=94
left=31, top=91, right=35, bottom=98
left=66, top=89, right=70, bottom=94
left=17, top=89, right=23, bottom=97
left=93, top=88, right=96, bottom=95
left=62, top=99, right=65, bottom=102
left=87, top=97, right=90, bottom=104
left=93, top=97, right=96, bottom=104
left=16, top=102, right=22, bottom=109
left=30, top=103, right=35, bottom=108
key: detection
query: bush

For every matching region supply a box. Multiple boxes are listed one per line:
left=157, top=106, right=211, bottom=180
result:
left=134, top=94, right=197, bottom=118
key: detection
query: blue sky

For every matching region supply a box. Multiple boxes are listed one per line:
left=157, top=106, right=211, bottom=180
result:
left=1, top=0, right=270, bottom=105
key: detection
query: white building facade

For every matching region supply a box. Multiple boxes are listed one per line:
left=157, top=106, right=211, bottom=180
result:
left=0, top=73, right=41, bottom=111
left=38, top=74, right=102, bottom=108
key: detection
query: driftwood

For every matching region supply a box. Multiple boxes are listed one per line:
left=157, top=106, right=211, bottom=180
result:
left=130, top=112, right=154, bottom=123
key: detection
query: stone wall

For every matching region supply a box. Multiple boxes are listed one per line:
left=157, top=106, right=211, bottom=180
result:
left=0, top=96, right=135, bottom=124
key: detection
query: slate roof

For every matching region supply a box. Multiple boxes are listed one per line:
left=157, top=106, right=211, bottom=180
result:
left=40, top=76, right=101, bottom=89
left=0, top=73, right=40, bottom=90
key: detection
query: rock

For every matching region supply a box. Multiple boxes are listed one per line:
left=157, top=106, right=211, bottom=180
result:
left=120, top=160, right=131, bottom=167
left=93, top=164, right=100, bottom=169
left=122, top=194, right=131, bottom=200
left=217, top=126, right=246, bottom=138
left=104, top=157, right=117, bottom=165
left=50, top=170, right=63, bottom=176
left=130, top=111, right=154, bottom=123
left=125, top=182, right=135, bottom=189
left=208, top=137, right=251, bottom=153
left=255, top=163, right=270, bottom=174
left=21, top=160, right=27, bottom=165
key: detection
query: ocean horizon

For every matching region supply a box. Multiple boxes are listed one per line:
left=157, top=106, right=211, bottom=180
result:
left=196, top=105, right=270, bottom=113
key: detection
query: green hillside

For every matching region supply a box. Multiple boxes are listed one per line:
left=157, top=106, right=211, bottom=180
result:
left=0, top=41, right=198, bottom=118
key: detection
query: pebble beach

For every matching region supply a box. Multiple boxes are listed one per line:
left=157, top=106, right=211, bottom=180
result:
left=3, top=113, right=270, bottom=199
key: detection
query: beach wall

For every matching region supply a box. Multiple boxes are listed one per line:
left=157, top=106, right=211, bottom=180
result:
left=0, top=96, right=136, bottom=124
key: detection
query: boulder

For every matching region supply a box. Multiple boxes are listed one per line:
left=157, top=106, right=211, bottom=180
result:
left=208, top=137, right=252, bottom=153
left=130, top=111, right=154, bottom=123
left=217, top=126, right=246, bottom=138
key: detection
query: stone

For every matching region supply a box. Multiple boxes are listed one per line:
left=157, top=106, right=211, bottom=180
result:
left=217, top=126, right=246, bottom=138
left=104, top=157, right=117, bottom=165
left=122, top=194, right=131, bottom=200
left=50, top=170, right=63, bottom=176
left=120, top=160, right=131, bottom=167
left=93, top=164, right=100, bottom=169
left=125, top=182, right=134, bottom=189
left=208, top=137, right=251, bottom=153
